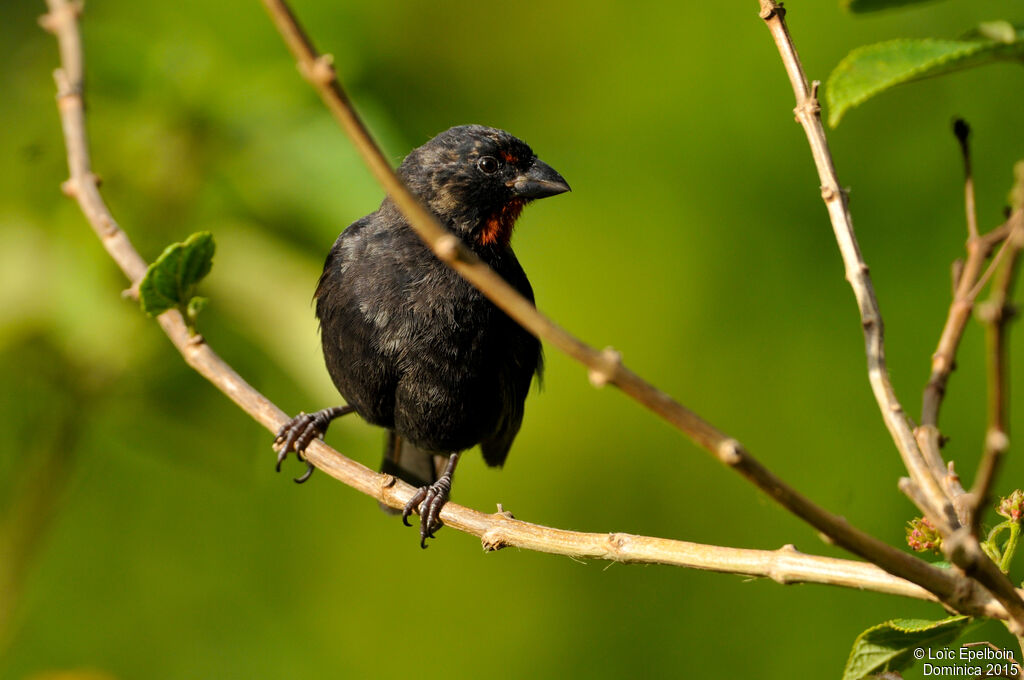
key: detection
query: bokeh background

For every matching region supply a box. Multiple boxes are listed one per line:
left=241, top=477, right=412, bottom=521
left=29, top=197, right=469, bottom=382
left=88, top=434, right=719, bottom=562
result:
left=3, top=1, right=1023, bottom=677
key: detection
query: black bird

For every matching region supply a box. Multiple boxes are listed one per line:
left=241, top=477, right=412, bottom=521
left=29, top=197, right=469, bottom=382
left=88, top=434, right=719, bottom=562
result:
left=274, top=125, right=570, bottom=547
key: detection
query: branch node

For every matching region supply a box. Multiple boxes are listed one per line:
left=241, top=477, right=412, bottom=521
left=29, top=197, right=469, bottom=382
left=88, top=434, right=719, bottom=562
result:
left=121, top=282, right=139, bottom=301
left=587, top=347, right=621, bottom=388
left=433, top=233, right=461, bottom=263
left=986, top=430, right=1010, bottom=456
left=717, top=439, right=744, bottom=466
left=793, top=86, right=821, bottom=121
left=480, top=526, right=508, bottom=552
left=97, top=213, right=117, bottom=236
left=607, top=532, right=628, bottom=552
left=38, top=12, right=57, bottom=33
left=380, top=473, right=396, bottom=489
left=758, top=0, right=784, bottom=21
left=770, top=544, right=803, bottom=584
left=976, top=299, right=1002, bottom=324
left=52, top=68, right=81, bottom=101
left=300, top=54, right=335, bottom=86
left=495, top=503, right=515, bottom=520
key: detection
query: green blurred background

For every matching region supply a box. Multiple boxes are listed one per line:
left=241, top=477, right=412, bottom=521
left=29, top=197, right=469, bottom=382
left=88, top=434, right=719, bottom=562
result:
left=2, top=1, right=1023, bottom=677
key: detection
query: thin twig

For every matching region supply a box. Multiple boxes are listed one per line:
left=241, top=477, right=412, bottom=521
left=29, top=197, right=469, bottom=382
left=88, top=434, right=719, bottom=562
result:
left=257, top=0, right=996, bottom=611
left=969, top=208, right=1024, bottom=534
left=757, top=0, right=1024, bottom=633
left=919, top=211, right=1012, bottom=519
left=955, top=120, right=979, bottom=241
left=918, top=122, right=1008, bottom=508
left=39, top=0, right=1007, bottom=617
left=756, top=0, right=955, bottom=532
left=922, top=218, right=1011, bottom=430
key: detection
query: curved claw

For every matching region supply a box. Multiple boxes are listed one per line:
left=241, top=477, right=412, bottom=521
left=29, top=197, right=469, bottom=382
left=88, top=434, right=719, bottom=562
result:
left=402, top=486, right=429, bottom=527
left=273, top=407, right=355, bottom=483
left=294, top=461, right=315, bottom=484
left=402, top=474, right=452, bottom=549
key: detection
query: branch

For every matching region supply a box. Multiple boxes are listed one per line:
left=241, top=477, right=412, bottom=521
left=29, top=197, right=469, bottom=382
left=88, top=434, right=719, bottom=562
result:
left=917, top=124, right=1013, bottom=517
left=969, top=208, right=1024, bottom=533
left=756, top=0, right=957, bottom=536
left=756, top=0, right=1024, bottom=633
left=257, top=0, right=993, bottom=612
left=37, top=0, right=995, bottom=617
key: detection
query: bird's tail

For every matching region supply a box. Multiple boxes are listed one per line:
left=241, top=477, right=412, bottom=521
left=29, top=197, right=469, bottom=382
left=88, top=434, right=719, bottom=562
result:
left=379, top=432, right=444, bottom=514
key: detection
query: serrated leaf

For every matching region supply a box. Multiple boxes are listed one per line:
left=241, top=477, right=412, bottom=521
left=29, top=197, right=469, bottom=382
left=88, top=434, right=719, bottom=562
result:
left=826, top=31, right=1024, bottom=127
left=139, top=231, right=216, bottom=317
left=842, top=616, right=975, bottom=680
left=842, top=0, right=947, bottom=14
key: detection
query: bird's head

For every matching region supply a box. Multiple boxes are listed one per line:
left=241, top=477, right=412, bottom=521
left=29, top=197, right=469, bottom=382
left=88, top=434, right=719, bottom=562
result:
left=396, top=125, right=570, bottom=248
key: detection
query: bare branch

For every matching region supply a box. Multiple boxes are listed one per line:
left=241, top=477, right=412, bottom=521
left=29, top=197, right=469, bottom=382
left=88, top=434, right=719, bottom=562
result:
left=922, top=217, right=1011, bottom=430
left=756, top=0, right=955, bottom=531
left=954, top=119, right=979, bottom=241
left=756, top=0, right=1024, bottom=632
left=969, top=208, right=1024, bottom=533
left=920, top=122, right=1010, bottom=472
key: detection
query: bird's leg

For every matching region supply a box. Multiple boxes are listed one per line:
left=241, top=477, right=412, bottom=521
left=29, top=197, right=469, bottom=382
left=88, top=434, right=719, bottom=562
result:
left=402, top=452, right=460, bottom=548
left=273, top=405, right=355, bottom=483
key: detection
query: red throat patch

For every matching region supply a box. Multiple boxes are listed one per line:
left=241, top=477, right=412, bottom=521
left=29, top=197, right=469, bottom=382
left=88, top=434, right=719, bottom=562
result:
left=479, top=199, right=525, bottom=247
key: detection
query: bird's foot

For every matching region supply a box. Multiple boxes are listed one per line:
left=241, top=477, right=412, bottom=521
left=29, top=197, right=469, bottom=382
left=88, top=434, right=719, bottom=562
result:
left=273, top=405, right=354, bottom=483
left=402, top=472, right=453, bottom=549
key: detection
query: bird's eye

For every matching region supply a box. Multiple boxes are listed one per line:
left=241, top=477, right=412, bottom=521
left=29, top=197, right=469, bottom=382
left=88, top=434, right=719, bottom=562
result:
left=477, top=156, right=499, bottom=175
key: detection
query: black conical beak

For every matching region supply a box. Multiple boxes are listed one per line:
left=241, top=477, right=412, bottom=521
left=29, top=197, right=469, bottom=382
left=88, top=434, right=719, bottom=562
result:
left=511, top=158, right=571, bottom=200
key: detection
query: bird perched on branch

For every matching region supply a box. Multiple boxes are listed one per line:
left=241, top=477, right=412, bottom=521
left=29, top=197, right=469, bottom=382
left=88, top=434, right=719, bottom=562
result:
left=274, top=124, right=570, bottom=547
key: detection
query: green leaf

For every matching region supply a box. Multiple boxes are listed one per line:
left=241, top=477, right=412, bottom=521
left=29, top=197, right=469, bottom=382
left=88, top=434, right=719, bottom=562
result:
left=842, top=616, right=975, bottom=680
left=842, top=0, right=947, bottom=14
left=826, top=30, right=1024, bottom=127
left=139, top=231, right=216, bottom=319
